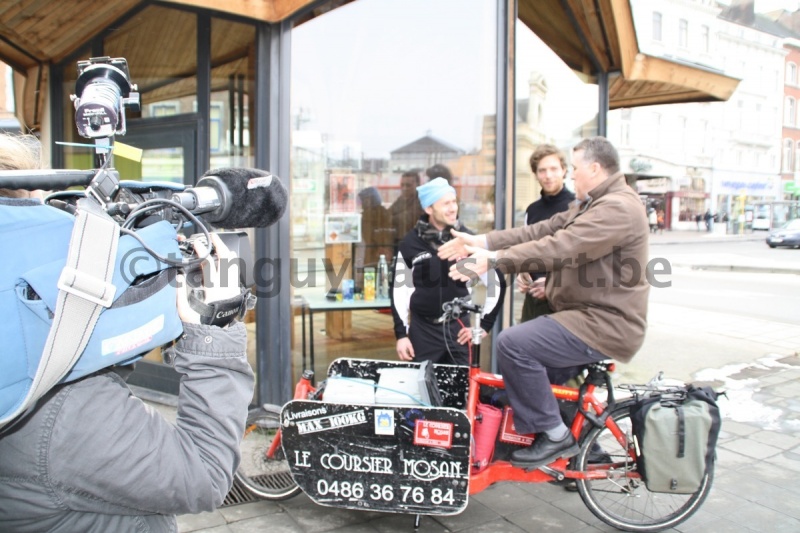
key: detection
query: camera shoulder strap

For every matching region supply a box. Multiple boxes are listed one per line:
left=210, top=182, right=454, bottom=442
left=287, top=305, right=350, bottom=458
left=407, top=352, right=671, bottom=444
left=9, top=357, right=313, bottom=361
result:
left=4, top=197, right=119, bottom=427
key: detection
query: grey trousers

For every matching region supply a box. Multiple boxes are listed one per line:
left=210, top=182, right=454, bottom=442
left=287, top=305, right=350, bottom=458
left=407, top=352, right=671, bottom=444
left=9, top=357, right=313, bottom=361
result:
left=496, top=315, right=608, bottom=434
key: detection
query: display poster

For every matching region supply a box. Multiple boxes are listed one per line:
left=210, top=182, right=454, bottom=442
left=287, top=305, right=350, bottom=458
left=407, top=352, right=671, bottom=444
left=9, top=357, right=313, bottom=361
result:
left=329, top=173, right=357, bottom=213
left=324, top=213, right=361, bottom=244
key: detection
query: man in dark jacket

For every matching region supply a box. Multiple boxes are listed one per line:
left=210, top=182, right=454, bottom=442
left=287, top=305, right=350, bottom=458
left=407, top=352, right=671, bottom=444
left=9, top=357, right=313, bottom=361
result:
left=439, top=137, right=649, bottom=468
left=391, top=177, right=504, bottom=366
left=519, top=144, right=575, bottom=323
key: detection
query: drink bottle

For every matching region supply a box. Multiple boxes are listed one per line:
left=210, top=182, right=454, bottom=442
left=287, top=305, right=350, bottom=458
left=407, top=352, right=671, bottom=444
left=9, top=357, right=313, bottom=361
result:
left=377, top=254, right=389, bottom=299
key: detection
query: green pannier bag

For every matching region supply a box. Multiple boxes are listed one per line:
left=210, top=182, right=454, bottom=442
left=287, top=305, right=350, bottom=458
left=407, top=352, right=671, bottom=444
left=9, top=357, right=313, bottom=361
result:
left=630, top=385, right=721, bottom=494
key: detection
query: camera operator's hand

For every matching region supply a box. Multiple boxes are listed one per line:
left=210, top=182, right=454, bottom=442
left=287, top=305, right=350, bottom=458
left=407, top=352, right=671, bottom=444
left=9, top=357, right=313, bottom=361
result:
left=176, top=233, right=242, bottom=325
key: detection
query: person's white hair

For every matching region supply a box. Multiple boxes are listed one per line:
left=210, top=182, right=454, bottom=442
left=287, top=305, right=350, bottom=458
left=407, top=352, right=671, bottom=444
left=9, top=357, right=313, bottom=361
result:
left=0, top=133, right=44, bottom=198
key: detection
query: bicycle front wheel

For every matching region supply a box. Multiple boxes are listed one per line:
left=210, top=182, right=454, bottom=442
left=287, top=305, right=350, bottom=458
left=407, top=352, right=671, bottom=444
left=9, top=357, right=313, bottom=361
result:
left=235, top=405, right=301, bottom=501
left=575, top=401, right=713, bottom=532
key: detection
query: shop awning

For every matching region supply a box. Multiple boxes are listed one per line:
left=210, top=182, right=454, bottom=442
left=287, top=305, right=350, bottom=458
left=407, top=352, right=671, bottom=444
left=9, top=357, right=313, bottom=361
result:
left=518, top=0, right=740, bottom=108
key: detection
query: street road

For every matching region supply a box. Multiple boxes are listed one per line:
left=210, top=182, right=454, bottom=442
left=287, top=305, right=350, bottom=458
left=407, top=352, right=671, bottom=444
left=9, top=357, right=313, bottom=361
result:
left=649, top=240, right=800, bottom=324
left=647, top=267, right=800, bottom=325
left=615, top=239, right=800, bottom=384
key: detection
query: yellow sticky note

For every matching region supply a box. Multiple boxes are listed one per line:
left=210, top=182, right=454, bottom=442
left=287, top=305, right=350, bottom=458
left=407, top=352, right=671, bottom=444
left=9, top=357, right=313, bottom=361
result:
left=113, top=142, right=143, bottom=163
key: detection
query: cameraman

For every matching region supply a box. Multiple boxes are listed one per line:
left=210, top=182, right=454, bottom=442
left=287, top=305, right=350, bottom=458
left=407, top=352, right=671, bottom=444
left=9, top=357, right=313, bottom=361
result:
left=0, top=133, right=255, bottom=532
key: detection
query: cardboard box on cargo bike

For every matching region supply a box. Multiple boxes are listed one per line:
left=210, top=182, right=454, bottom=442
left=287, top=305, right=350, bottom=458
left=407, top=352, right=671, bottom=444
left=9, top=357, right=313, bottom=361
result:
left=279, top=358, right=471, bottom=515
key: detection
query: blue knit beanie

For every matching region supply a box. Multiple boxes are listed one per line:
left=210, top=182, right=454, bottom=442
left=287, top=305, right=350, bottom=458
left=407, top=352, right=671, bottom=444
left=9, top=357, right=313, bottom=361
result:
left=417, top=177, right=456, bottom=209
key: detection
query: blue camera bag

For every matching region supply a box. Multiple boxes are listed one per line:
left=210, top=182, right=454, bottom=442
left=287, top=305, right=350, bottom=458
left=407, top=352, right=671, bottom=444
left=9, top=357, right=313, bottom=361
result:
left=0, top=198, right=183, bottom=428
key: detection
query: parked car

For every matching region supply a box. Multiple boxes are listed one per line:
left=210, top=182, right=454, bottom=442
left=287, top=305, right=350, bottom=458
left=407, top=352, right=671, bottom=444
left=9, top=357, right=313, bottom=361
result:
left=766, top=219, right=800, bottom=248
left=752, top=215, right=771, bottom=231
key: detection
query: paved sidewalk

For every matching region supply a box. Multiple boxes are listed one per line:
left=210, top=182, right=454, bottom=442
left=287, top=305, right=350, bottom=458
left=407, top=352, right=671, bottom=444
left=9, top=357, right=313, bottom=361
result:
left=141, top=351, right=800, bottom=533
left=648, top=228, right=764, bottom=246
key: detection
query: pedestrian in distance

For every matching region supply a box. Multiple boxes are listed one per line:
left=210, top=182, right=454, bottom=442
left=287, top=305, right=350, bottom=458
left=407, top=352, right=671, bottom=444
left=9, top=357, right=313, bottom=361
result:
left=355, top=186, right=395, bottom=292
left=389, top=170, right=423, bottom=249
left=704, top=209, right=714, bottom=232
left=648, top=208, right=658, bottom=234
left=438, top=136, right=649, bottom=469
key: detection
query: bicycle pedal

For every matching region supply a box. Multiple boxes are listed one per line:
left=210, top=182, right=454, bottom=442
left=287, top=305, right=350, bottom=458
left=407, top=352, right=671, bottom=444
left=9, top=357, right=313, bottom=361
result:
left=538, top=465, right=565, bottom=481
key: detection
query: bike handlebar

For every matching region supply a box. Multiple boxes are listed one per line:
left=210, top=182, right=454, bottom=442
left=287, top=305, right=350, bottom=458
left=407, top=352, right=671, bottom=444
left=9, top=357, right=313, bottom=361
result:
left=441, top=296, right=482, bottom=321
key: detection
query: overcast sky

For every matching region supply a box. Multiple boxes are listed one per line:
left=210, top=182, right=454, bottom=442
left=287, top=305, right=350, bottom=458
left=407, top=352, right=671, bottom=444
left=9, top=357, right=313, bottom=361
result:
left=291, top=0, right=496, bottom=159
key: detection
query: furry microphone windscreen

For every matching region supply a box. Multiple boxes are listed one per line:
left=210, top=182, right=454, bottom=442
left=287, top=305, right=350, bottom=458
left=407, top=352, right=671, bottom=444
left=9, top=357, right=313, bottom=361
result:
left=201, top=167, right=288, bottom=228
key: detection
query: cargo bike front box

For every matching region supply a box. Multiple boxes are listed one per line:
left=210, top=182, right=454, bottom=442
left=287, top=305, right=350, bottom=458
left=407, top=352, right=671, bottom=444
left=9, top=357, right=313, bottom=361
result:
left=280, top=358, right=471, bottom=515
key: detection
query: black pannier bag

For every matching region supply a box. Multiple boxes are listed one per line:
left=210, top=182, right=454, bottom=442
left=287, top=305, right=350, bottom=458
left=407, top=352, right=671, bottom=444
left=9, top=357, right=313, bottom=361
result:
left=630, top=385, right=722, bottom=494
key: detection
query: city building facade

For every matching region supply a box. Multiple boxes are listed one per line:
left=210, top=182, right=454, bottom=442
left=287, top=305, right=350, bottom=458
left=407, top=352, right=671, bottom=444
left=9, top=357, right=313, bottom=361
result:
left=609, top=0, right=792, bottom=231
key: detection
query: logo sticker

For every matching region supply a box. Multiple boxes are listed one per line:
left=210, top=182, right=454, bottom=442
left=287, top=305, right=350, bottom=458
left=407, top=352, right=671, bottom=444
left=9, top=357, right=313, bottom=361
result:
left=296, top=409, right=367, bottom=435
left=247, top=175, right=273, bottom=188
left=374, top=409, right=395, bottom=435
left=413, top=420, right=453, bottom=448
left=499, top=407, right=534, bottom=445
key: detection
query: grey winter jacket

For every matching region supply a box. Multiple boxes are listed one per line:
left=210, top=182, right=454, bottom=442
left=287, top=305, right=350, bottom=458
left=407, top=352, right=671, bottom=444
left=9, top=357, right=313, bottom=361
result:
left=0, top=322, right=254, bottom=533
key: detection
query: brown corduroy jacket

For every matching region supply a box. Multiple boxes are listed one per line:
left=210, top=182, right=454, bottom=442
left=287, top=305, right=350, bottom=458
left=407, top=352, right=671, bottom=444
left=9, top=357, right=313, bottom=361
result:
left=487, top=172, right=649, bottom=362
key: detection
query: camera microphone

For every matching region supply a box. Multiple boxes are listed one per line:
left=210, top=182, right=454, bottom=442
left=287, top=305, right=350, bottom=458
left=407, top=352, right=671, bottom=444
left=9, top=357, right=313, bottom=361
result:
left=171, top=168, right=288, bottom=229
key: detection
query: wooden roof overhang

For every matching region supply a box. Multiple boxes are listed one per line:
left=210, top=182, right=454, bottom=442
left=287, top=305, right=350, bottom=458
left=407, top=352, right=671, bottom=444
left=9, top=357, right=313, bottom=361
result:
left=519, top=0, right=739, bottom=109
left=0, top=0, right=739, bottom=131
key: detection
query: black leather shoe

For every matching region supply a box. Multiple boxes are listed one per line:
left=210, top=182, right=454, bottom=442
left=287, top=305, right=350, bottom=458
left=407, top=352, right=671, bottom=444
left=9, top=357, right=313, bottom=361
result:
left=510, top=432, right=580, bottom=470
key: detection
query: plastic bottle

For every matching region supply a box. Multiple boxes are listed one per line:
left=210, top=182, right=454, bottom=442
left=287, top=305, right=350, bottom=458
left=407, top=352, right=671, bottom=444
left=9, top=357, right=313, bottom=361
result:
left=363, top=267, right=376, bottom=301
left=377, top=254, right=389, bottom=299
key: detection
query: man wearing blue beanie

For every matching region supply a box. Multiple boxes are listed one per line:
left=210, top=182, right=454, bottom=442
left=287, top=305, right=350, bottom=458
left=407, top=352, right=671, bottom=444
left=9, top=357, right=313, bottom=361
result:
left=390, top=175, right=505, bottom=365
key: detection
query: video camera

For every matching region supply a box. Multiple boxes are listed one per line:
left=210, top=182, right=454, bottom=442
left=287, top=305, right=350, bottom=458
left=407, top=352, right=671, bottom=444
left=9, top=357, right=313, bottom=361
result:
left=72, top=56, right=140, bottom=139
left=0, top=56, right=287, bottom=285
left=0, top=56, right=293, bottom=428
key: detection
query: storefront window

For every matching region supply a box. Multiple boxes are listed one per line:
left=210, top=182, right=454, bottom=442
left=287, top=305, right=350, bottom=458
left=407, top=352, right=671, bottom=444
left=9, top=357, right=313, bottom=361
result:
left=210, top=17, right=256, bottom=169
left=60, top=44, right=94, bottom=171
left=290, top=0, right=497, bottom=378
left=102, top=5, right=198, bottom=184
left=57, top=6, right=260, bottom=389
left=512, top=19, right=598, bottom=324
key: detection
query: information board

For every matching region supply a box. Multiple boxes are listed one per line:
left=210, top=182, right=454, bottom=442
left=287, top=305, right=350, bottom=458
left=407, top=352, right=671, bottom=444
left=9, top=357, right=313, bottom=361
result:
left=281, top=400, right=471, bottom=515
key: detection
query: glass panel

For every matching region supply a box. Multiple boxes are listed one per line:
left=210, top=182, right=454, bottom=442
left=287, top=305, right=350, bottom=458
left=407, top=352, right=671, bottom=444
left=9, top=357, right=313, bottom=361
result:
left=290, top=0, right=497, bottom=379
left=60, top=44, right=95, bottom=171
left=209, top=17, right=257, bottom=382
left=512, top=18, right=599, bottom=325
left=210, top=17, right=256, bottom=169
left=104, top=5, right=197, bottom=120
left=61, top=6, right=199, bottom=171
left=142, top=147, right=185, bottom=183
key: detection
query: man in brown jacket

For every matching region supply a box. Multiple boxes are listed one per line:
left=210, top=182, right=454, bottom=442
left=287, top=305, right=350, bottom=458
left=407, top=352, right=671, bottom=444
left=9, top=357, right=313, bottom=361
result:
left=438, top=137, right=649, bottom=469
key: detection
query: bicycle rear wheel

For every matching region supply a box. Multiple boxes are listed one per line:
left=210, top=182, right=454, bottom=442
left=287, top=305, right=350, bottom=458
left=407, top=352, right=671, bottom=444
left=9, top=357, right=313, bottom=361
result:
left=235, top=405, right=301, bottom=501
left=575, top=401, right=713, bottom=532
